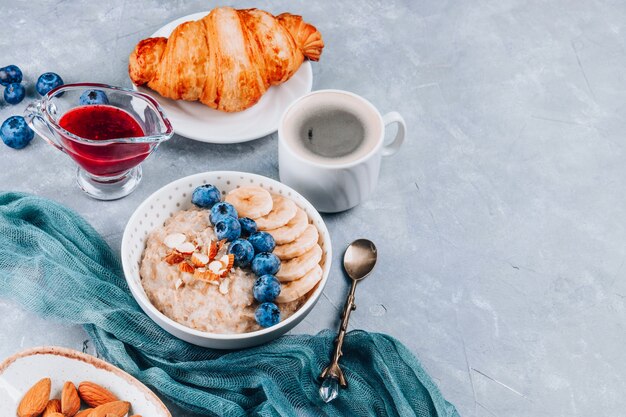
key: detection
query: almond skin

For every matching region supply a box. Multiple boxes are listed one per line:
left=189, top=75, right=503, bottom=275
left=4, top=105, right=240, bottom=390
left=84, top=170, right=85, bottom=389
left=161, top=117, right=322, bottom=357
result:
left=17, top=377, right=51, bottom=417
left=89, top=400, right=130, bottom=417
left=75, top=408, right=94, bottom=417
left=46, top=413, right=64, bottom=417
left=61, top=381, right=81, bottom=416
left=42, top=399, right=62, bottom=417
left=77, top=381, right=118, bottom=408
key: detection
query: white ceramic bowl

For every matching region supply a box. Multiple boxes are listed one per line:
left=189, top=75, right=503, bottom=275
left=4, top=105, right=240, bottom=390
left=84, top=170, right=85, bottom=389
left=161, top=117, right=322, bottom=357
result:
left=121, top=171, right=332, bottom=349
left=0, top=346, right=171, bottom=416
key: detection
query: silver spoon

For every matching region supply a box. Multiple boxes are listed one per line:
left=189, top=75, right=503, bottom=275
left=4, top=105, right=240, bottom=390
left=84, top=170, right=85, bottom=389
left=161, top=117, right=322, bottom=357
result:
left=319, top=239, right=378, bottom=403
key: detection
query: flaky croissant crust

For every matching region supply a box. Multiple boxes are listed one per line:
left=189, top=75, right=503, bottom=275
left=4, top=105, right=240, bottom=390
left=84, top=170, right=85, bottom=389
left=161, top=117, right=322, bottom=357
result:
left=129, top=7, right=324, bottom=112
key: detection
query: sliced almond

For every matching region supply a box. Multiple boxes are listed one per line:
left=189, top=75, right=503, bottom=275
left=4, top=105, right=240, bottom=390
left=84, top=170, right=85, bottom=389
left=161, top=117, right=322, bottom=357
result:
left=175, top=241, right=196, bottom=254
left=163, top=251, right=184, bottom=265
left=17, top=377, right=51, bottom=417
left=219, top=278, right=230, bottom=295
left=207, top=240, right=218, bottom=259
left=163, top=233, right=186, bottom=249
left=89, top=401, right=130, bottom=417
left=220, top=254, right=234, bottom=269
left=77, top=382, right=118, bottom=408
left=179, top=261, right=195, bottom=273
left=175, top=278, right=184, bottom=289
left=42, top=399, right=61, bottom=417
left=61, top=381, right=81, bottom=416
left=190, top=252, right=210, bottom=267
left=194, top=269, right=220, bottom=282
left=207, top=260, right=223, bottom=274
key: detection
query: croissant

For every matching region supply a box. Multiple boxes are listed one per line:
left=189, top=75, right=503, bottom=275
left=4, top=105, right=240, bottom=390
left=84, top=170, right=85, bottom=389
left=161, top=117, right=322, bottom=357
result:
left=128, top=7, right=324, bottom=112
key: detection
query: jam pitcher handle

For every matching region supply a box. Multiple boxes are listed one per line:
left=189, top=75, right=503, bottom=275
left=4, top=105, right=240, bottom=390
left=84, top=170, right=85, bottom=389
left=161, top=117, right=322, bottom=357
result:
left=24, top=100, right=65, bottom=152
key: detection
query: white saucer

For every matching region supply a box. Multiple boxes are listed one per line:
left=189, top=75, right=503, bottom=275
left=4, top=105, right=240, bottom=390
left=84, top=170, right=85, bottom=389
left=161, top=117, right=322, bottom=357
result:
left=132, top=11, right=314, bottom=144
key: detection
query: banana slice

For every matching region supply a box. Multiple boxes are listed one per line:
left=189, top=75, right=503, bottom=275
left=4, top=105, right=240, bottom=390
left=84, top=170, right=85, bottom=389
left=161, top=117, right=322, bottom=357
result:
left=225, top=187, right=273, bottom=219
left=256, top=194, right=298, bottom=230
left=274, top=224, right=319, bottom=260
left=276, top=265, right=323, bottom=303
left=276, top=244, right=322, bottom=282
left=266, top=207, right=308, bottom=245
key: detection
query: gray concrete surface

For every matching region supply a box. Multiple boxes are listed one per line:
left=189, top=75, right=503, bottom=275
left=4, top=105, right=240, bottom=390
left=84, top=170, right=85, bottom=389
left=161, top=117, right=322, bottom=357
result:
left=2, top=1, right=626, bottom=416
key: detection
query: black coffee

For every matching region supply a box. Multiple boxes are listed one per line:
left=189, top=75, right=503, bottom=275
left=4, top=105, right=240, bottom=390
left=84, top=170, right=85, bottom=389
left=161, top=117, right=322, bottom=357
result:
left=297, top=109, right=365, bottom=158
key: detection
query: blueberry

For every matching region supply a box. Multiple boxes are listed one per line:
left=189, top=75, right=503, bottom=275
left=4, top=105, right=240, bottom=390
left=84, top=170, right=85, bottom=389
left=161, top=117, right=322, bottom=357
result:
left=79, top=89, right=109, bottom=105
left=255, top=302, right=281, bottom=328
left=1, top=116, right=34, bottom=149
left=251, top=252, right=281, bottom=276
left=239, top=217, right=257, bottom=236
left=215, top=216, right=241, bottom=242
left=228, top=238, right=255, bottom=267
left=0, top=65, right=22, bottom=86
left=248, top=231, right=276, bottom=254
left=253, top=274, right=281, bottom=303
left=192, top=184, right=221, bottom=208
left=210, top=202, right=238, bottom=224
left=4, top=83, right=25, bottom=105
left=36, top=72, right=64, bottom=96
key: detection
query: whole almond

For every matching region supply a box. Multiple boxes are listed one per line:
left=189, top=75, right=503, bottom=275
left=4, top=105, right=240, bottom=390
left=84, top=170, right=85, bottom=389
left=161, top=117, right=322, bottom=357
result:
left=17, top=377, right=51, bottom=417
left=42, top=399, right=62, bottom=417
left=75, top=408, right=94, bottom=417
left=47, top=413, right=64, bottom=417
left=129, top=415, right=143, bottom=417
left=89, top=400, right=130, bottom=417
left=62, top=381, right=81, bottom=416
left=77, top=381, right=118, bottom=407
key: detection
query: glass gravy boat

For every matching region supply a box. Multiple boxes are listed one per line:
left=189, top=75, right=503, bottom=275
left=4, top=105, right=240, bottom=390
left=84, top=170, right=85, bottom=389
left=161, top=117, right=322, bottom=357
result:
left=24, top=83, right=173, bottom=200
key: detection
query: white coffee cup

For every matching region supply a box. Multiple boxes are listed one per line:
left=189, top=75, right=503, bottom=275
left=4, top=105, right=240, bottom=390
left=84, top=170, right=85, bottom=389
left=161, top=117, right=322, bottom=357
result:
left=278, top=89, right=406, bottom=213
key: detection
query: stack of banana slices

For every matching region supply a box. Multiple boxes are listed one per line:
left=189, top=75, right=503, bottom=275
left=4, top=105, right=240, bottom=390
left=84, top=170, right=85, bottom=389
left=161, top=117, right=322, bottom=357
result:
left=225, top=186, right=324, bottom=304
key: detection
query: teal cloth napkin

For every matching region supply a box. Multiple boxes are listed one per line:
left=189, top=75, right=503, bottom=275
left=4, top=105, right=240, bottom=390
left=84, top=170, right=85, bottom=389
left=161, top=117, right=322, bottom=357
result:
left=0, top=192, right=459, bottom=417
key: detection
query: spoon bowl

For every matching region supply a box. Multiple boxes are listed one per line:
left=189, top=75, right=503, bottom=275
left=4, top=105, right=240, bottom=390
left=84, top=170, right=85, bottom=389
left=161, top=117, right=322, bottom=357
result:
left=343, top=239, right=377, bottom=281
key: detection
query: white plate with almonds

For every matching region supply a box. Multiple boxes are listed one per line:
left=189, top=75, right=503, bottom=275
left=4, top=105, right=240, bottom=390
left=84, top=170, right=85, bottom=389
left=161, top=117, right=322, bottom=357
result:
left=121, top=171, right=332, bottom=349
left=0, top=346, right=170, bottom=417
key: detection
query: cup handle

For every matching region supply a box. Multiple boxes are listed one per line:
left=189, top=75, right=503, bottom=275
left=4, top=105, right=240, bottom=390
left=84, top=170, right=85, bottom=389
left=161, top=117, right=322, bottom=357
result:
left=24, top=100, right=65, bottom=152
left=381, top=111, right=406, bottom=157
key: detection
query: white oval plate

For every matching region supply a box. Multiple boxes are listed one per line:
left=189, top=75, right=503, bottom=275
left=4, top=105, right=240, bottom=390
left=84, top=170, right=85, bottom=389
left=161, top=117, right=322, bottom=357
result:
left=132, top=11, right=314, bottom=144
left=0, top=346, right=171, bottom=416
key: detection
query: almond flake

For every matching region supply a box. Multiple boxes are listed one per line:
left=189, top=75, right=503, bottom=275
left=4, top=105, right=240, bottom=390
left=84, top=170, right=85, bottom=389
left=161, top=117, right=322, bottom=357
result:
left=191, top=252, right=210, bottom=267
left=208, top=260, right=223, bottom=274
left=219, top=278, right=230, bottom=294
left=207, top=240, right=218, bottom=260
left=164, top=251, right=184, bottom=265
left=164, top=233, right=186, bottom=249
left=175, top=278, right=184, bottom=289
left=176, top=242, right=196, bottom=254
left=179, top=262, right=195, bottom=273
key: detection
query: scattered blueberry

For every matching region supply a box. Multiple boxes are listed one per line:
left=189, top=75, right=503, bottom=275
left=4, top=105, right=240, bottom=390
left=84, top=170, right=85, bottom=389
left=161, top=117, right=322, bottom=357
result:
left=253, top=274, right=281, bottom=303
left=0, top=65, right=22, bottom=86
left=239, top=217, right=257, bottom=236
left=255, top=302, right=281, bottom=328
left=36, top=72, right=64, bottom=96
left=210, top=202, right=238, bottom=224
left=79, top=89, right=109, bottom=105
left=192, top=184, right=221, bottom=209
left=215, top=216, right=241, bottom=242
left=251, top=252, right=281, bottom=276
left=228, top=238, right=255, bottom=267
left=1, top=116, right=34, bottom=149
left=248, top=231, right=276, bottom=254
left=4, top=83, right=25, bottom=105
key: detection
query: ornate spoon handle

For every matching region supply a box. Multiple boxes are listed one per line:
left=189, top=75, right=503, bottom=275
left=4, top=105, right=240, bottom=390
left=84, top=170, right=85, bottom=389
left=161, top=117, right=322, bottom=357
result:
left=319, top=279, right=358, bottom=402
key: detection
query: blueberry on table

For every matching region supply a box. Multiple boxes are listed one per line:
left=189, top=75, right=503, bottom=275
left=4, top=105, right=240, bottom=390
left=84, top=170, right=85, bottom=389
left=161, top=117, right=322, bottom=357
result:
left=215, top=216, right=242, bottom=242
left=35, top=72, right=64, bottom=96
left=239, top=217, right=257, bottom=236
left=192, top=184, right=221, bottom=208
left=248, top=231, right=276, bottom=254
left=255, top=302, right=281, bottom=328
left=251, top=252, right=281, bottom=276
left=1, top=116, right=34, bottom=149
left=79, top=89, right=109, bottom=105
left=253, top=274, right=281, bottom=303
left=210, top=202, right=238, bottom=224
left=4, top=83, right=25, bottom=105
left=0, top=65, right=22, bottom=86
left=228, top=238, right=255, bottom=267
